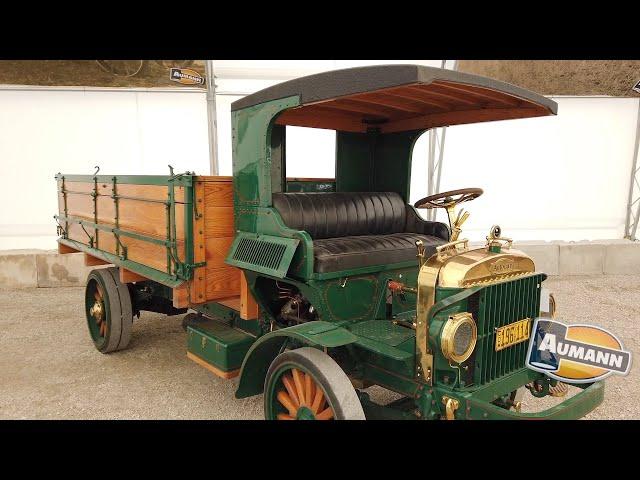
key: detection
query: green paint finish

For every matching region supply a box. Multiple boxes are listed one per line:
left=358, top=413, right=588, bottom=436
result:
left=474, top=274, right=545, bottom=386
left=232, top=96, right=299, bottom=209
left=322, top=276, right=379, bottom=321
left=235, top=321, right=358, bottom=398
left=349, top=320, right=415, bottom=348
left=335, top=130, right=422, bottom=201
left=361, top=363, right=421, bottom=398
left=56, top=173, right=194, bottom=187
left=225, top=232, right=299, bottom=278
left=311, top=260, right=419, bottom=281
left=335, top=131, right=373, bottom=192
left=187, top=319, right=254, bottom=372
left=430, top=367, right=605, bottom=420
left=372, top=130, right=422, bottom=202
left=296, top=406, right=316, bottom=420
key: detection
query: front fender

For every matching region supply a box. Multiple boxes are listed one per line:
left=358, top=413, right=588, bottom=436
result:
left=235, top=321, right=357, bottom=398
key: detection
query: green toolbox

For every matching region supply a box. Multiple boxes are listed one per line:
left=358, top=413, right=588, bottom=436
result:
left=186, top=319, right=254, bottom=379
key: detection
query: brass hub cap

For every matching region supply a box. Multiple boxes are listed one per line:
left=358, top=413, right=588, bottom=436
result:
left=90, top=287, right=107, bottom=338
left=276, top=368, right=334, bottom=420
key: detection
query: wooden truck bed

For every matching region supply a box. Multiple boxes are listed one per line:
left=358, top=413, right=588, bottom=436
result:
left=55, top=173, right=257, bottom=319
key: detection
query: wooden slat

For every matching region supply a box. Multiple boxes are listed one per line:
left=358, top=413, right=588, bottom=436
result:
left=349, top=93, right=428, bottom=114
left=205, top=236, right=234, bottom=269
left=218, top=296, right=241, bottom=311
left=64, top=188, right=185, bottom=241
left=187, top=352, right=239, bottom=379
left=240, top=271, right=259, bottom=320
left=58, top=243, right=80, bottom=254
left=405, top=84, right=477, bottom=106
left=173, top=283, right=189, bottom=308
left=276, top=106, right=367, bottom=132
left=64, top=181, right=186, bottom=203
left=119, top=268, right=148, bottom=284
left=432, top=81, right=522, bottom=107
left=203, top=206, right=235, bottom=237
left=382, top=89, right=451, bottom=110
left=205, top=267, right=241, bottom=300
left=84, top=253, right=110, bottom=266
left=382, top=107, right=547, bottom=134
left=204, top=180, right=233, bottom=206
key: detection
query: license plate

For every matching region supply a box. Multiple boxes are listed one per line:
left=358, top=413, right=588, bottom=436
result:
left=495, top=318, right=532, bottom=351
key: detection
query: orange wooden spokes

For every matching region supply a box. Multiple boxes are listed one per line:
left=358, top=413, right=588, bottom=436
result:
left=311, top=386, right=325, bottom=414
left=275, top=368, right=334, bottom=420
left=281, top=374, right=300, bottom=408
left=304, top=373, right=313, bottom=405
left=315, top=407, right=334, bottom=421
left=291, top=369, right=306, bottom=406
left=277, top=391, right=298, bottom=416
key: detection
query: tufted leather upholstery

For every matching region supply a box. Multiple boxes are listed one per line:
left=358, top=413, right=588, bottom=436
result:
left=272, top=192, right=449, bottom=273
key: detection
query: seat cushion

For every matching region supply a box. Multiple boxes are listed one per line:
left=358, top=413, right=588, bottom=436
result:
left=272, top=191, right=407, bottom=239
left=313, top=232, right=445, bottom=273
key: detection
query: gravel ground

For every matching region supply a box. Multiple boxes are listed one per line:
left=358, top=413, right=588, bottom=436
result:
left=0, top=275, right=638, bottom=420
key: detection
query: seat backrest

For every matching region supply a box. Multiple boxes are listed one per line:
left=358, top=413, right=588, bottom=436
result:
left=272, top=192, right=407, bottom=239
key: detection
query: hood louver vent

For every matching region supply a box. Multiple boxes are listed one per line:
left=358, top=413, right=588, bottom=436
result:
left=226, top=233, right=300, bottom=278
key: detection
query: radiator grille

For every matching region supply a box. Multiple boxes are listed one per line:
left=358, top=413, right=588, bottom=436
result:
left=232, top=238, right=287, bottom=271
left=474, top=274, right=543, bottom=385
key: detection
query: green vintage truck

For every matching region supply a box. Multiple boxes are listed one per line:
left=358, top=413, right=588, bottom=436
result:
left=55, top=64, right=604, bottom=420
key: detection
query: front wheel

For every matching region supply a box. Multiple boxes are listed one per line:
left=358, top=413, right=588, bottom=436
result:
left=85, top=268, right=133, bottom=353
left=264, top=347, right=366, bottom=420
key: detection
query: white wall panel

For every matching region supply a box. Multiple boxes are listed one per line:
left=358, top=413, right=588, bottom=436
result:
left=410, top=97, right=639, bottom=242
left=0, top=61, right=637, bottom=251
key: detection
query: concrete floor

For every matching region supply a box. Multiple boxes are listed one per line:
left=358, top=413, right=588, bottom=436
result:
left=1, top=275, right=638, bottom=420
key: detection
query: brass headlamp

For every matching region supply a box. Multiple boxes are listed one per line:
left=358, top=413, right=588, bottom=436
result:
left=440, top=312, right=477, bottom=363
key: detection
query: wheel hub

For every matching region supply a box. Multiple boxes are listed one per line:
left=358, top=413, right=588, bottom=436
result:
left=90, top=301, right=104, bottom=322
left=296, top=406, right=316, bottom=420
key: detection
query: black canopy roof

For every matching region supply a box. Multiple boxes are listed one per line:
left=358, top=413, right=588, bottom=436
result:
left=231, top=64, right=557, bottom=133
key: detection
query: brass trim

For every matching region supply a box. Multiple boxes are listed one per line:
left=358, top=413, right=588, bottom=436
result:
left=440, top=312, right=477, bottom=364
left=442, top=396, right=459, bottom=420
left=415, top=251, right=448, bottom=385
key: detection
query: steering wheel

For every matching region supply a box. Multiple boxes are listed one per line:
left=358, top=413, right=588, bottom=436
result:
left=414, top=188, right=483, bottom=210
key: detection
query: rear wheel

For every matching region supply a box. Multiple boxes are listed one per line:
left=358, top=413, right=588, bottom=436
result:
left=264, top=347, right=366, bottom=420
left=85, top=268, right=133, bottom=353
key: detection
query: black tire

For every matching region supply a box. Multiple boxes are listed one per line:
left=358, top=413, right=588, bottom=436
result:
left=264, top=347, right=366, bottom=420
left=85, top=267, right=133, bottom=353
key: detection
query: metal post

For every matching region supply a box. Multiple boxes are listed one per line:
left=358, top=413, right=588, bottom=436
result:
left=426, top=60, right=458, bottom=220
left=624, top=99, right=640, bottom=240
left=205, top=60, right=219, bottom=175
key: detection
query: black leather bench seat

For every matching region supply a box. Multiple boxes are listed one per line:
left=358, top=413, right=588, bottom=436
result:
left=313, top=232, right=444, bottom=273
left=272, top=191, right=449, bottom=274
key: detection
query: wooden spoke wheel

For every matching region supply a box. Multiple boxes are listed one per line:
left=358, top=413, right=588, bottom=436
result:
left=85, top=268, right=133, bottom=353
left=264, top=347, right=366, bottom=420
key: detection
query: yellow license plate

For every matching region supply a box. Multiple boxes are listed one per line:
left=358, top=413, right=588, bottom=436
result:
left=495, top=318, right=532, bottom=351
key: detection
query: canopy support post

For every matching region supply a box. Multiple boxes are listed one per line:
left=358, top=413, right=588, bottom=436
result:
left=426, top=60, right=458, bottom=221
left=624, top=99, right=640, bottom=240
left=205, top=60, right=219, bottom=176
